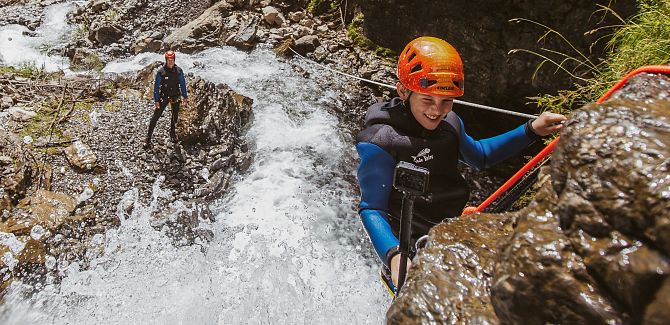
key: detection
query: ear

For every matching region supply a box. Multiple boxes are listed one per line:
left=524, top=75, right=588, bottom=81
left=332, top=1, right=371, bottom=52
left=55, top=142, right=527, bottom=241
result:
left=396, top=82, right=409, bottom=100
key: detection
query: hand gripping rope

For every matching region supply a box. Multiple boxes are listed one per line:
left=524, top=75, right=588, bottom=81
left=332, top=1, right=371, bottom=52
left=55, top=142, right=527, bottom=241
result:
left=462, top=65, right=670, bottom=215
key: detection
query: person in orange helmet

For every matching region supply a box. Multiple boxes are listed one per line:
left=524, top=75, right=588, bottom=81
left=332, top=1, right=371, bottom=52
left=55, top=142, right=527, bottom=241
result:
left=355, top=36, right=566, bottom=296
left=144, top=50, right=188, bottom=149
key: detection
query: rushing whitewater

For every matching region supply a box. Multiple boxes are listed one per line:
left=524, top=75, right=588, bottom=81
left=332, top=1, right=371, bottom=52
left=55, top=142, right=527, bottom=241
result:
left=0, top=5, right=388, bottom=324
left=0, top=2, right=79, bottom=73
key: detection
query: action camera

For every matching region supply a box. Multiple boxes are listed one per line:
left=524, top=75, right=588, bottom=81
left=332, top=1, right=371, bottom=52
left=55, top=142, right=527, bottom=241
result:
left=393, top=161, right=429, bottom=196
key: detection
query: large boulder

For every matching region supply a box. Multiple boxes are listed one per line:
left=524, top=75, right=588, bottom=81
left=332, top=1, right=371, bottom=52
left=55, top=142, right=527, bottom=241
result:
left=293, top=35, right=320, bottom=55
left=88, top=21, right=124, bottom=46
left=389, top=70, right=670, bottom=324
left=162, top=1, right=234, bottom=53
left=176, top=76, right=253, bottom=145
left=225, top=15, right=260, bottom=51
left=387, top=211, right=511, bottom=323
left=262, top=6, right=285, bottom=26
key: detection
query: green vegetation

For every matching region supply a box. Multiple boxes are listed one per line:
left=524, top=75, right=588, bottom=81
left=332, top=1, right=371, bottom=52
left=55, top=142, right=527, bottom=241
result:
left=21, top=99, right=69, bottom=140
left=0, top=63, right=43, bottom=78
left=346, top=13, right=395, bottom=59
left=104, top=9, right=119, bottom=22
left=307, top=0, right=339, bottom=15
left=515, top=0, right=670, bottom=116
left=75, top=23, right=89, bottom=39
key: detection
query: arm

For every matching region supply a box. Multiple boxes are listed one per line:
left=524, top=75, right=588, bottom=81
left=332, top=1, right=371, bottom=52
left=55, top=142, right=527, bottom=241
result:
left=153, top=71, right=162, bottom=103
left=356, top=142, right=399, bottom=267
left=457, top=116, right=539, bottom=169
left=179, top=70, right=188, bottom=99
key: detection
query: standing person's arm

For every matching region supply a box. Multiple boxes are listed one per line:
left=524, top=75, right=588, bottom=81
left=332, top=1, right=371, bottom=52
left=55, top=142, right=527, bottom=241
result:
left=153, top=71, right=162, bottom=109
left=178, top=69, right=188, bottom=104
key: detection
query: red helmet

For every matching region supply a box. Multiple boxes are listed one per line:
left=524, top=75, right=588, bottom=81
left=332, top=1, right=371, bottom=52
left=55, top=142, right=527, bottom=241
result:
left=165, top=50, right=176, bottom=60
left=397, top=37, right=464, bottom=97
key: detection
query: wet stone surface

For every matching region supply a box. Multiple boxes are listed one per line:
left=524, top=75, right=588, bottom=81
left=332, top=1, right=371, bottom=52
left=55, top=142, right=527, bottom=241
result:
left=390, top=71, right=670, bottom=324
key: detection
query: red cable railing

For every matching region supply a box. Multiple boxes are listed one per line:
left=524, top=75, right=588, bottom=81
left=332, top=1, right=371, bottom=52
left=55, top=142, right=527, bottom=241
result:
left=462, top=65, right=670, bottom=215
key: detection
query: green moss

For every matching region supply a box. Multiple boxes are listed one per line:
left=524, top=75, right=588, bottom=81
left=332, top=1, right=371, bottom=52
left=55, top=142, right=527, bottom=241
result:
left=347, top=13, right=396, bottom=61
left=0, top=63, right=43, bottom=78
left=103, top=102, right=118, bottom=112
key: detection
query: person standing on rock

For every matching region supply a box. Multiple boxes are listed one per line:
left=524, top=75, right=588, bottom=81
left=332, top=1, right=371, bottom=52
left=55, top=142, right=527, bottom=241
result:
left=144, top=50, right=188, bottom=149
left=355, top=36, right=567, bottom=296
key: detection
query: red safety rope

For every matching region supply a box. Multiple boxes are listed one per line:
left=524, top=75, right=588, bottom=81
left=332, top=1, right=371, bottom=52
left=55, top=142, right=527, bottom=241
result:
left=462, top=65, right=670, bottom=215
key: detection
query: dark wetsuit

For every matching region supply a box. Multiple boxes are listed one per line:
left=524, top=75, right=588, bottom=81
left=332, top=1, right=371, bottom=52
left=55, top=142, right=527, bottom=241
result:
left=147, top=64, right=188, bottom=142
left=356, top=98, right=539, bottom=267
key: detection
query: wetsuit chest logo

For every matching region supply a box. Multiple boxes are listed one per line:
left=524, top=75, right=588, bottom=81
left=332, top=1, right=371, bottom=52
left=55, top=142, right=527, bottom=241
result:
left=412, top=148, right=434, bottom=163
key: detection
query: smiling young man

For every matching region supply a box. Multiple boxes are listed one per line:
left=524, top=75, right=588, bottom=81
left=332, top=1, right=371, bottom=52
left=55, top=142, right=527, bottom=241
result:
left=355, top=36, right=566, bottom=295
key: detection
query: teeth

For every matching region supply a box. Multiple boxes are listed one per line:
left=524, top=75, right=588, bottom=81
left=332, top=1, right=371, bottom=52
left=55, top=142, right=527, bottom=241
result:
left=426, top=114, right=439, bottom=120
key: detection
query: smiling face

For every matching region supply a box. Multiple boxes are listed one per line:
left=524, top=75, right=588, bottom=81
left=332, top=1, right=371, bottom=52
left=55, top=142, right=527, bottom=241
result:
left=166, top=58, right=175, bottom=68
left=397, top=82, right=454, bottom=130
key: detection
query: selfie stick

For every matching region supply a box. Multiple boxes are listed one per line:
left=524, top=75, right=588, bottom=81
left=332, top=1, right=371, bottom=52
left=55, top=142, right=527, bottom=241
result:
left=396, top=192, right=415, bottom=295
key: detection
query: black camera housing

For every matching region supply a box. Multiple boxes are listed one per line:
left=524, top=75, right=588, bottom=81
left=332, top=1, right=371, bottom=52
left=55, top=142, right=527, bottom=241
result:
left=393, top=161, right=429, bottom=196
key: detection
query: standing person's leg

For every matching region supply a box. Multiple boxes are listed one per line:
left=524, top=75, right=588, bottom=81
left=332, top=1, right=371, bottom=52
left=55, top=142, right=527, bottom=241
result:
left=169, top=99, right=181, bottom=143
left=145, top=101, right=168, bottom=148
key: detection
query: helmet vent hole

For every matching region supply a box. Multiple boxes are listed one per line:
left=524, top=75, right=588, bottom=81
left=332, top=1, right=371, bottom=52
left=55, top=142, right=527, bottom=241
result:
left=420, top=77, right=438, bottom=88
left=407, top=53, right=416, bottom=63
left=411, top=63, right=422, bottom=73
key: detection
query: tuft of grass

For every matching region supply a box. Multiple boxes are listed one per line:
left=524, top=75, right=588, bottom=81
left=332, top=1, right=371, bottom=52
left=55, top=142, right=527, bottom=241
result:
left=513, top=0, right=670, bottom=115
left=0, top=63, right=44, bottom=78
left=104, top=9, right=119, bottom=22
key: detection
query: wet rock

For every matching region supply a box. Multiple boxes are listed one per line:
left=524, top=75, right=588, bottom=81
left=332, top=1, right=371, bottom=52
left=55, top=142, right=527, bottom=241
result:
left=176, top=76, right=253, bottom=145
left=12, top=190, right=76, bottom=234
left=392, top=71, right=670, bottom=324
left=387, top=212, right=511, bottom=324
left=293, top=35, right=320, bottom=55
left=194, top=170, right=229, bottom=199
left=262, top=6, right=285, bottom=26
left=0, top=155, right=32, bottom=207
left=225, top=15, right=260, bottom=51
left=63, top=140, right=98, bottom=171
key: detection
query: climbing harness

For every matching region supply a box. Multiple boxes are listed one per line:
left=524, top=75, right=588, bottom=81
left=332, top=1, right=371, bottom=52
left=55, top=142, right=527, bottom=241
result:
left=287, top=46, right=539, bottom=119
left=463, top=65, right=670, bottom=215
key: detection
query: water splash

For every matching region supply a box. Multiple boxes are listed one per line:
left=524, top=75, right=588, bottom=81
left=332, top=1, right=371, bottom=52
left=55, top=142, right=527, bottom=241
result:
left=1, top=45, right=388, bottom=323
left=0, top=2, right=79, bottom=72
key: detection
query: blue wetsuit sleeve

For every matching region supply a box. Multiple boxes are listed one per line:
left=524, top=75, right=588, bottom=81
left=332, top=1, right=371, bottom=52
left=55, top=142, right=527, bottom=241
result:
left=153, top=71, right=162, bottom=102
left=457, top=117, right=537, bottom=169
left=356, top=142, right=399, bottom=267
left=179, top=70, right=188, bottom=98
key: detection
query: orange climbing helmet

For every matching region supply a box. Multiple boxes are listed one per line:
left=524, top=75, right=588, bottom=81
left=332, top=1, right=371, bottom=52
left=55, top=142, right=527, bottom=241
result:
left=165, top=50, right=176, bottom=60
left=397, top=36, right=464, bottom=97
